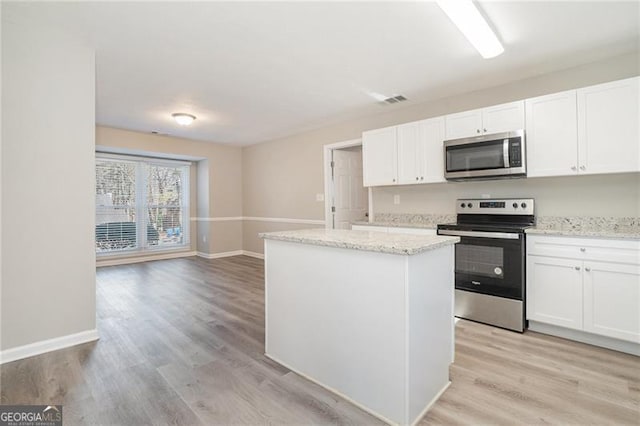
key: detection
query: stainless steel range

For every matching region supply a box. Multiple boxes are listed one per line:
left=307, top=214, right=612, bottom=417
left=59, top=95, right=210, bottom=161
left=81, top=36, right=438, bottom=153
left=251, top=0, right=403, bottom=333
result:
left=437, top=198, right=535, bottom=332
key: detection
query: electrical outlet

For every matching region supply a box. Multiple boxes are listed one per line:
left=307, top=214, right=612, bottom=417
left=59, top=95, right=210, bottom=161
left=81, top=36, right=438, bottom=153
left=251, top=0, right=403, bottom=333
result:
left=393, top=194, right=400, bottom=205
left=316, top=193, right=325, bottom=202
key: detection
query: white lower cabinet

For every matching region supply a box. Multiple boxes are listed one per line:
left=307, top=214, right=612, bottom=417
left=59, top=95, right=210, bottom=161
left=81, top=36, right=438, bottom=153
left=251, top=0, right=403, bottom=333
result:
left=527, top=256, right=583, bottom=330
left=583, top=261, right=640, bottom=343
left=527, top=235, right=640, bottom=347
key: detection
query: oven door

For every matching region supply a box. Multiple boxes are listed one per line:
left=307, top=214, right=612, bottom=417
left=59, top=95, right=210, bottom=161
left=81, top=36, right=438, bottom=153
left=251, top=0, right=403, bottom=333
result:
left=439, top=229, right=525, bottom=300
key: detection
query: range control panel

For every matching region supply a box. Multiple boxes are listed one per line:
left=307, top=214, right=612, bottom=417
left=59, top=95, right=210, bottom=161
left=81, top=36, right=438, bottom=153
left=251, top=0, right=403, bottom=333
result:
left=456, top=198, right=535, bottom=215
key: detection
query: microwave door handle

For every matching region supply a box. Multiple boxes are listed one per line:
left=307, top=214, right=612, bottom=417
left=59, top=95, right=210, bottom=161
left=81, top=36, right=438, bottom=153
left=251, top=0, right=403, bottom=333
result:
left=503, top=139, right=510, bottom=168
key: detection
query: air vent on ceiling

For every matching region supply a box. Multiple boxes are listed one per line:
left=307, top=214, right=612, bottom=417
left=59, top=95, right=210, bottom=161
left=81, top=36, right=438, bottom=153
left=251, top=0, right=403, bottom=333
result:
left=382, top=95, right=407, bottom=105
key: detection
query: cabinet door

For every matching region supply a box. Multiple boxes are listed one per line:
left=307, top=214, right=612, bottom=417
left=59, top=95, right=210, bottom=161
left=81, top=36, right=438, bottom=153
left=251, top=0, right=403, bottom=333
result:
left=418, top=117, right=446, bottom=183
left=397, top=121, right=421, bottom=185
left=482, top=101, right=525, bottom=134
left=577, top=77, right=640, bottom=175
left=527, top=256, right=583, bottom=330
left=525, top=91, right=579, bottom=177
left=362, top=126, right=398, bottom=187
left=583, top=261, right=640, bottom=343
left=445, top=109, right=482, bottom=139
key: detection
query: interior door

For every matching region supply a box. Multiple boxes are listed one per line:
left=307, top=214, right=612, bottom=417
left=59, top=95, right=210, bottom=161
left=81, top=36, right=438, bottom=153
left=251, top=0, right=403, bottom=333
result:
left=332, top=148, right=368, bottom=229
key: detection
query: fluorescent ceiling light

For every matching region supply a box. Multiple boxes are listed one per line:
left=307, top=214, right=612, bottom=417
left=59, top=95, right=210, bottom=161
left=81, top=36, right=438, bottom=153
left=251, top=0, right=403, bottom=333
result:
left=172, top=112, right=196, bottom=126
left=437, top=0, right=504, bottom=59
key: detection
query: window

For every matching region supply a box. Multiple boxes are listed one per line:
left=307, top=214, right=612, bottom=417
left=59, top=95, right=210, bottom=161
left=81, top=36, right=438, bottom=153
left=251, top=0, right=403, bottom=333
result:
left=96, top=154, right=190, bottom=254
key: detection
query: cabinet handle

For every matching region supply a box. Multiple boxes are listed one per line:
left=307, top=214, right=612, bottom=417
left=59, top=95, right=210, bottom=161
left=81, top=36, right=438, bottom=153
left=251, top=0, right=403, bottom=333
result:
left=585, top=267, right=591, bottom=272
left=416, top=177, right=419, bottom=181
left=476, top=129, right=481, bottom=134
left=571, top=166, right=577, bottom=171
left=574, top=266, right=581, bottom=271
left=483, top=128, right=487, bottom=133
left=580, top=165, right=586, bottom=171
left=420, top=176, right=424, bottom=180
left=580, top=248, right=586, bottom=252
left=392, top=178, right=396, bottom=183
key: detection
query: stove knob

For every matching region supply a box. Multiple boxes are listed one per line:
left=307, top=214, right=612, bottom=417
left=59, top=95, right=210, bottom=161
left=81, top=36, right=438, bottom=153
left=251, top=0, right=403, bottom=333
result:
left=521, top=202, right=527, bottom=209
left=512, top=202, right=518, bottom=208
left=460, top=203, right=465, bottom=208
left=467, top=203, right=473, bottom=208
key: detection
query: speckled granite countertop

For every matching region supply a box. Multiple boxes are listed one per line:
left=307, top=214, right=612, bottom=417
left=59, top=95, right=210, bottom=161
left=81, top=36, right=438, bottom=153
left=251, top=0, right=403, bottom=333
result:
left=526, top=216, right=640, bottom=240
left=352, top=213, right=456, bottom=230
left=259, top=228, right=459, bottom=255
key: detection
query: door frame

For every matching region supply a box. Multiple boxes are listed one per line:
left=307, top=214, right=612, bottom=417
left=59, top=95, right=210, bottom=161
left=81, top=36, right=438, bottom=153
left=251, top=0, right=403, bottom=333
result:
left=323, top=139, right=373, bottom=229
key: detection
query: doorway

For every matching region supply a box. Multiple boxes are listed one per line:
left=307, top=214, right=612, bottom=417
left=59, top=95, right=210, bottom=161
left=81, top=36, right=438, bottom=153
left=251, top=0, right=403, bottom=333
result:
left=324, top=140, right=370, bottom=229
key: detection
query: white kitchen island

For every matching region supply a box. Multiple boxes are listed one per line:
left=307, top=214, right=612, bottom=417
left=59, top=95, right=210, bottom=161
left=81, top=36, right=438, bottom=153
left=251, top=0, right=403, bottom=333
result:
left=259, top=228, right=459, bottom=425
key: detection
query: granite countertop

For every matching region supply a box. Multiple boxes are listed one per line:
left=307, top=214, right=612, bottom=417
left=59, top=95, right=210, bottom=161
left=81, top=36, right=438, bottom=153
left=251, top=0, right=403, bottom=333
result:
left=525, top=216, right=640, bottom=240
left=259, top=228, right=459, bottom=255
left=352, top=213, right=456, bottom=230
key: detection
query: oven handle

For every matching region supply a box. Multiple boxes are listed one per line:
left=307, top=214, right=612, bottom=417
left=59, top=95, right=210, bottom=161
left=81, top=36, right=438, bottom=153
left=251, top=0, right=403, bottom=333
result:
left=438, top=229, right=521, bottom=240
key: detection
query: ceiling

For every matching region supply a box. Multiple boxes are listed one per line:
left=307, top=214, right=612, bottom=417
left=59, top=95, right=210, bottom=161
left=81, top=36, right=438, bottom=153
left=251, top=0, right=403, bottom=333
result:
left=3, top=1, right=639, bottom=146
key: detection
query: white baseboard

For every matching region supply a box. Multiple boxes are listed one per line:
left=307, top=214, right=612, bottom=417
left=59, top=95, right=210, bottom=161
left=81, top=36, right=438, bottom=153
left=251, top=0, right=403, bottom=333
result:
left=196, top=250, right=265, bottom=260
left=97, top=250, right=197, bottom=267
left=528, top=321, right=640, bottom=356
left=196, top=250, right=244, bottom=259
left=0, top=329, right=99, bottom=365
left=242, top=250, right=264, bottom=259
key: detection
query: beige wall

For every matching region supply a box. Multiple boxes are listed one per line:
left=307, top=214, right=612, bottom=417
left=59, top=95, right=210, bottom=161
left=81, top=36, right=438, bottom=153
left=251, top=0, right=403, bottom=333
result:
left=242, top=53, right=640, bottom=253
left=96, top=126, right=243, bottom=256
left=1, top=19, right=96, bottom=350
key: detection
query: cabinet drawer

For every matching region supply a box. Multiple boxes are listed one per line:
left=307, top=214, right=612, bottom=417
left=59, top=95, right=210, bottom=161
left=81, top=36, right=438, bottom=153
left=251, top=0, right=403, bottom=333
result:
left=527, top=235, right=640, bottom=265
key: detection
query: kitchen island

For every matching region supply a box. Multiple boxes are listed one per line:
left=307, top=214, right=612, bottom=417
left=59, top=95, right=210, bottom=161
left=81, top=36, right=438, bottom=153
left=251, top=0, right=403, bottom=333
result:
left=260, top=228, right=459, bottom=425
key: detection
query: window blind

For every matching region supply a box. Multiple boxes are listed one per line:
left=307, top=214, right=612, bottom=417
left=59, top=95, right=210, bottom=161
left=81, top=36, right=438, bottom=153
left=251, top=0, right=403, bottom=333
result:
left=95, top=155, right=189, bottom=254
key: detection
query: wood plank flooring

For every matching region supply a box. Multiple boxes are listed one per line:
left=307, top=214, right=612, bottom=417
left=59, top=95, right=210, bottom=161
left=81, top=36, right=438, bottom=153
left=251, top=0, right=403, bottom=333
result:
left=1, top=256, right=639, bottom=425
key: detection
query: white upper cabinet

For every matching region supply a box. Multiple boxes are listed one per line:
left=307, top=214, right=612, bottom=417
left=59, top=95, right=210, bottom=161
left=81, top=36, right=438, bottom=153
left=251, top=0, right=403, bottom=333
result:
left=526, top=90, right=578, bottom=177
left=445, top=101, right=524, bottom=140
left=397, top=117, right=446, bottom=185
left=397, top=121, right=421, bottom=185
left=362, top=126, right=398, bottom=186
left=577, top=77, right=640, bottom=175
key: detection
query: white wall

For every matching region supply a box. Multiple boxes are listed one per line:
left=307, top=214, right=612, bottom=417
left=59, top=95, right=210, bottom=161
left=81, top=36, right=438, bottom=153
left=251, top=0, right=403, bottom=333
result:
left=1, top=17, right=96, bottom=351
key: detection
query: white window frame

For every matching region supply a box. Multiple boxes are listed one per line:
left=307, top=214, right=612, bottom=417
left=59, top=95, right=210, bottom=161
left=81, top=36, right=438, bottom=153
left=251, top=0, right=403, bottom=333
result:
left=96, top=152, right=191, bottom=256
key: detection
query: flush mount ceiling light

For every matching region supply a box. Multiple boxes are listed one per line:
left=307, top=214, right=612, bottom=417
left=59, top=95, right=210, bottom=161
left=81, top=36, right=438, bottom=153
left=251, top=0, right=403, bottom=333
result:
left=437, top=0, right=504, bottom=59
left=171, top=112, right=196, bottom=126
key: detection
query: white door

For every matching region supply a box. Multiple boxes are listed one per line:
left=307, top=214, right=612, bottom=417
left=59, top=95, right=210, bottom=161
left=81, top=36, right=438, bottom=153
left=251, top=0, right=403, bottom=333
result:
left=445, top=109, right=483, bottom=139
left=527, top=256, right=583, bottom=330
left=526, top=91, right=579, bottom=177
left=418, top=117, right=446, bottom=183
left=577, top=77, right=640, bottom=175
left=397, top=121, right=421, bottom=185
left=332, top=148, right=368, bottom=230
left=583, top=261, right=640, bottom=343
left=482, top=101, right=525, bottom=134
left=362, top=126, right=398, bottom=186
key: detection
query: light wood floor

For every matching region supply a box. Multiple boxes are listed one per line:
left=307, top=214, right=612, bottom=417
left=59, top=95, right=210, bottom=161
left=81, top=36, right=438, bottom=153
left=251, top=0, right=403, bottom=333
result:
left=1, top=256, right=638, bottom=425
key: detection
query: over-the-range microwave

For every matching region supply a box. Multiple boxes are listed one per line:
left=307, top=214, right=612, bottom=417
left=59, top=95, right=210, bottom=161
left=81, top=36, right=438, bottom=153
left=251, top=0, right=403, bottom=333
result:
left=443, top=130, right=526, bottom=180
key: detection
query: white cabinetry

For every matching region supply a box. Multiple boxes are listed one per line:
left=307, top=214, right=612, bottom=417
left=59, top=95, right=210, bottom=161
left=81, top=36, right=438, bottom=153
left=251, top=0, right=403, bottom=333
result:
left=445, top=101, right=524, bottom=140
left=527, top=235, right=640, bottom=348
left=526, top=91, right=578, bottom=177
left=362, top=126, right=397, bottom=186
left=363, top=118, right=445, bottom=187
left=526, top=77, right=639, bottom=178
left=397, top=117, right=446, bottom=185
left=577, top=77, right=639, bottom=175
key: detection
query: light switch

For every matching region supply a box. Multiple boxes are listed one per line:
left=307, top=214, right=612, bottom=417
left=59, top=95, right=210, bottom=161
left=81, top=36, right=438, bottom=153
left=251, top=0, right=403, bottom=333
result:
left=393, top=194, right=400, bottom=205
left=316, top=193, right=325, bottom=202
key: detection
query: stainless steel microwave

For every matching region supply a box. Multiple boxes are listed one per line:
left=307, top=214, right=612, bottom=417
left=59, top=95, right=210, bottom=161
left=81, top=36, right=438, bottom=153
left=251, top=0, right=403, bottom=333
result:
left=444, top=130, right=526, bottom=180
